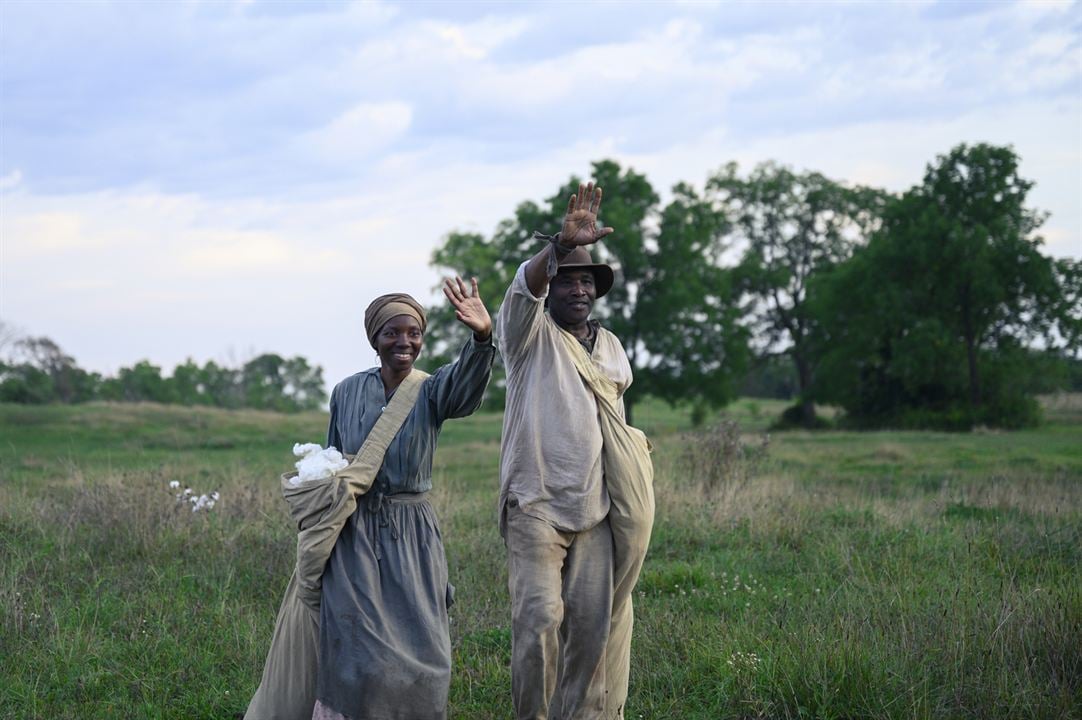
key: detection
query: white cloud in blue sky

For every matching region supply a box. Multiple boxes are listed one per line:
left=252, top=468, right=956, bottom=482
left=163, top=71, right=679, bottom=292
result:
left=2, top=0, right=1079, bottom=391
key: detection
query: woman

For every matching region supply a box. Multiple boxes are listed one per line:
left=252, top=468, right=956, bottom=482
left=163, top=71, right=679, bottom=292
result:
left=312, top=277, right=495, bottom=720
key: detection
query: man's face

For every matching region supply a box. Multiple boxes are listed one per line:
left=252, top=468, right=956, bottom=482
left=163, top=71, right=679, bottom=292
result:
left=375, top=314, right=424, bottom=373
left=549, top=270, right=596, bottom=326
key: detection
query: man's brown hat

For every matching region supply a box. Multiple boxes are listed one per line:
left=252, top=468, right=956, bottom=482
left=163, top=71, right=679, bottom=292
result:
left=558, top=246, right=615, bottom=298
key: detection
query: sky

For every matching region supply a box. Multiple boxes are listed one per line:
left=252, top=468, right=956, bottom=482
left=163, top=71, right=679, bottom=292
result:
left=2, top=0, right=1080, bottom=394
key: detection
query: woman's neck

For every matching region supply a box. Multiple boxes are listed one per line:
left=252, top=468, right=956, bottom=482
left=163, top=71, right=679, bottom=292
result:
left=380, top=365, right=410, bottom=399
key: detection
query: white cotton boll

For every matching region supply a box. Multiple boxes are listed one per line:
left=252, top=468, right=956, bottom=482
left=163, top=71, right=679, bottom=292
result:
left=293, top=443, right=323, bottom=458
left=169, top=480, right=180, bottom=489
left=291, top=444, right=349, bottom=485
left=183, top=487, right=193, bottom=496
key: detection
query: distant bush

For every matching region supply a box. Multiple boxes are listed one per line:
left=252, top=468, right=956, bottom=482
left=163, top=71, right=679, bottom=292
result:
left=681, top=418, right=770, bottom=497
left=769, top=402, right=833, bottom=431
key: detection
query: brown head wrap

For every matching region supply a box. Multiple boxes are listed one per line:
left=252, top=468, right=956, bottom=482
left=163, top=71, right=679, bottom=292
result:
left=364, top=293, right=428, bottom=349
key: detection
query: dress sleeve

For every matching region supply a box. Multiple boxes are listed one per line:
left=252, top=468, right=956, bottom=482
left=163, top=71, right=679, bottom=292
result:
left=427, top=335, right=496, bottom=423
left=496, top=260, right=547, bottom=367
left=326, top=384, right=343, bottom=451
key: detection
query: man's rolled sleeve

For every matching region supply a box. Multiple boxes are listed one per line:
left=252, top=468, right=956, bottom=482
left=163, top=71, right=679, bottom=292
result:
left=497, top=261, right=548, bottom=366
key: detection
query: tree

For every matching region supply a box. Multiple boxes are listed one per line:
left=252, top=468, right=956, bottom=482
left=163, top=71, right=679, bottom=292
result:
left=739, top=354, right=798, bottom=400
left=5, top=335, right=99, bottom=403
left=636, top=182, right=749, bottom=422
left=0, top=362, right=55, bottom=403
left=281, top=356, right=326, bottom=411
left=242, top=353, right=325, bottom=412
left=428, top=161, right=660, bottom=416
left=430, top=159, right=749, bottom=421
left=243, top=353, right=290, bottom=411
left=198, top=360, right=243, bottom=409
left=114, top=361, right=176, bottom=403
left=811, top=143, right=1075, bottom=428
left=170, top=359, right=208, bottom=405
left=708, top=162, right=886, bottom=426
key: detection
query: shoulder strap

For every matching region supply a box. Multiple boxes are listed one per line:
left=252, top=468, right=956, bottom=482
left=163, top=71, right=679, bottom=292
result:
left=548, top=316, right=620, bottom=410
left=333, top=367, right=430, bottom=492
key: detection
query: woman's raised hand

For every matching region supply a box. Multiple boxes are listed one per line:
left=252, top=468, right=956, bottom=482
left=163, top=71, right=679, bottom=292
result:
left=559, top=182, right=615, bottom=247
left=443, top=276, right=492, bottom=341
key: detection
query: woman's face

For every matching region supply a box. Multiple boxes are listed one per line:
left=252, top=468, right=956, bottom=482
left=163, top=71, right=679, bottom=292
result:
left=376, top=314, right=423, bottom=373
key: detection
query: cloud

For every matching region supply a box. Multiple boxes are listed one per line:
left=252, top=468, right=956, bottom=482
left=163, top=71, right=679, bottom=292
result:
left=426, top=15, right=531, bottom=60
left=0, top=170, right=22, bottom=191
left=5, top=210, right=92, bottom=254
left=300, top=101, right=414, bottom=162
left=178, top=230, right=347, bottom=275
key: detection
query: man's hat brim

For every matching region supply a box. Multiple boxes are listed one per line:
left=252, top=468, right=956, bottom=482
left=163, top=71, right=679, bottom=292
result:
left=556, top=245, right=615, bottom=298
left=556, top=262, right=614, bottom=298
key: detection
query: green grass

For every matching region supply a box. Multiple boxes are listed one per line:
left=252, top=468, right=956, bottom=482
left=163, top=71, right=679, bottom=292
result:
left=1, top=397, right=1080, bottom=719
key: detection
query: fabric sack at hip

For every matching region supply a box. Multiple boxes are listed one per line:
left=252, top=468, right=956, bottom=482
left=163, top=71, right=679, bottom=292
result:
left=244, top=368, right=430, bottom=720
left=552, top=318, right=654, bottom=720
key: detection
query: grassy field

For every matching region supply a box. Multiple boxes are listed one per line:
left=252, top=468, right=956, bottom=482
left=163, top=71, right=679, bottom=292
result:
left=1, top=396, right=1079, bottom=719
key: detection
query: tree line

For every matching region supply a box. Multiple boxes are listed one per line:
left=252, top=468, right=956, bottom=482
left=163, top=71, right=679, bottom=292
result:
left=4, top=143, right=1078, bottom=428
left=425, top=143, right=1081, bottom=429
left=0, top=330, right=325, bottom=413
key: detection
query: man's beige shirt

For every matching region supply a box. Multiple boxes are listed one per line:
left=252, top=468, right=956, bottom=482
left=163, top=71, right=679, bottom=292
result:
left=497, top=261, right=633, bottom=534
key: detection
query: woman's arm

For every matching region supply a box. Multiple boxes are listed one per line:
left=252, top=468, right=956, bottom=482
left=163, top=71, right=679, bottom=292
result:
left=428, top=276, right=497, bottom=421
left=443, top=275, right=492, bottom=342
left=428, top=335, right=496, bottom=421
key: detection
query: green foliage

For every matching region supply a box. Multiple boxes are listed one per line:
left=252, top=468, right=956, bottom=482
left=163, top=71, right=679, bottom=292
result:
left=0, top=336, right=101, bottom=404
left=708, top=161, right=887, bottom=426
left=429, top=159, right=750, bottom=420
left=811, top=143, right=1074, bottom=429
left=242, top=353, right=325, bottom=412
left=113, top=360, right=178, bottom=403
left=196, top=359, right=244, bottom=409
left=637, top=182, right=750, bottom=419
left=771, top=401, right=833, bottom=430
left=738, top=354, right=798, bottom=399
left=0, top=361, right=56, bottom=403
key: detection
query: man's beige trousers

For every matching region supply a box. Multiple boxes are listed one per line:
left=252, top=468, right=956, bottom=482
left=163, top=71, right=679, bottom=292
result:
left=506, top=504, right=614, bottom=720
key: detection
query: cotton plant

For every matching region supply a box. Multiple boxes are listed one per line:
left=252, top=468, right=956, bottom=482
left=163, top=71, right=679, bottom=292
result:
left=291, top=442, right=349, bottom=485
left=167, top=479, right=220, bottom=512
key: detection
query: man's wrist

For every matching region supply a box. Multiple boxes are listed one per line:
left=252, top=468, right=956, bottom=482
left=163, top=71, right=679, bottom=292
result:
left=551, top=233, right=575, bottom=258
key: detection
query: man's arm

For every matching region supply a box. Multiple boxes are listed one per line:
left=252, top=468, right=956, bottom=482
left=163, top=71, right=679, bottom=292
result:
left=523, top=182, right=614, bottom=297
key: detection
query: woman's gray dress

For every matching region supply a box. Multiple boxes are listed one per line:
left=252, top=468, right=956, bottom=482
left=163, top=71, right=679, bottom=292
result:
left=316, top=337, right=494, bottom=720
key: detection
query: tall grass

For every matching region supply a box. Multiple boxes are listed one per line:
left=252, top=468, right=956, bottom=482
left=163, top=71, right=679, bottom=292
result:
left=1, top=399, right=1079, bottom=719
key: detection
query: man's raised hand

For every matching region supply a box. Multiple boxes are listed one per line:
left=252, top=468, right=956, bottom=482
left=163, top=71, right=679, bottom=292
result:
left=559, top=182, right=614, bottom=247
left=443, top=276, right=493, bottom=341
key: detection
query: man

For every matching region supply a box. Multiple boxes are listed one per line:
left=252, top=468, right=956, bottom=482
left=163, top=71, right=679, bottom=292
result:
left=497, top=182, right=654, bottom=720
